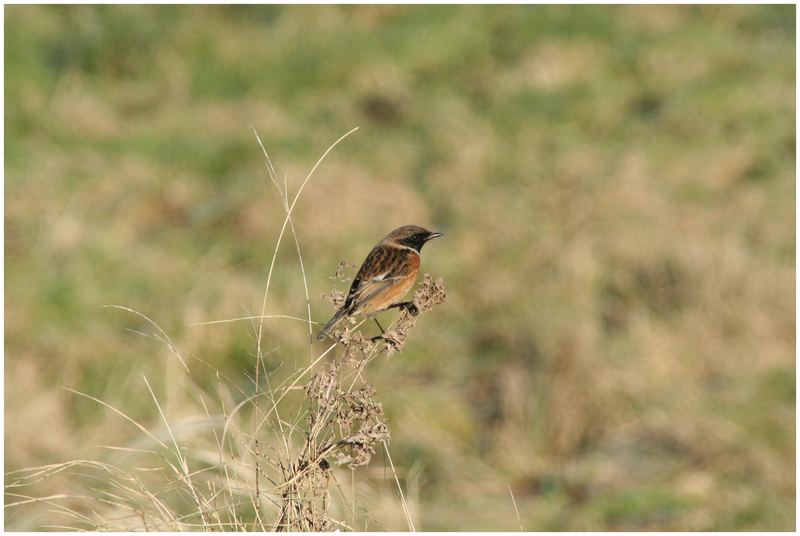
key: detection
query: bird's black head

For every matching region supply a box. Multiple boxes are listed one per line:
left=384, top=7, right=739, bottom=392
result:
left=384, top=225, right=444, bottom=252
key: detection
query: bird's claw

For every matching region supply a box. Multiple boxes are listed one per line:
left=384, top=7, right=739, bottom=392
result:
left=401, top=302, right=419, bottom=316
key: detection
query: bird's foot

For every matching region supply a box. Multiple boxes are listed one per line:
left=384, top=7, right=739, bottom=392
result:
left=400, top=301, right=419, bottom=316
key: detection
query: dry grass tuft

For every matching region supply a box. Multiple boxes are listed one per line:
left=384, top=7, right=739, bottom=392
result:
left=5, top=129, right=447, bottom=532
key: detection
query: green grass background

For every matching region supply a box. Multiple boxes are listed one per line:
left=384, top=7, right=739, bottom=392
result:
left=5, top=4, right=795, bottom=530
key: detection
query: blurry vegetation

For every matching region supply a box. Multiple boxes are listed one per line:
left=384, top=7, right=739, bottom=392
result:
left=4, top=4, right=795, bottom=531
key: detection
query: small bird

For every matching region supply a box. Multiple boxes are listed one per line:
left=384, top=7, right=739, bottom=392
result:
left=317, top=225, right=443, bottom=341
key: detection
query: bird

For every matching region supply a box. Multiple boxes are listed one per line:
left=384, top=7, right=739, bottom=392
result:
left=317, top=225, right=443, bottom=341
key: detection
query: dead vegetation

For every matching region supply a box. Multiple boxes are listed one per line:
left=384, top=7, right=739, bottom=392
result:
left=272, top=272, right=446, bottom=531
left=4, top=270, right=446, bottom=531
left=4, top=129, right=447, bottom=532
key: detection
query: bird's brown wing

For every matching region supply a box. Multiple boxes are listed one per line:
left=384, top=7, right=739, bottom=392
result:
left=343, top=244, right=415, bottom=313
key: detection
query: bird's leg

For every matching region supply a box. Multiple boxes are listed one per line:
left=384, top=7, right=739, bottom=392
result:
left=374, top=318, right=386, bottom=334
left=370, top=302, right=418, bottom=344
left=370, top=318, right=387, bottom=342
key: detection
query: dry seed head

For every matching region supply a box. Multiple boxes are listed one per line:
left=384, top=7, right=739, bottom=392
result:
left=413, top=273, right=448, bottom=313
left=331, top=260, right=356, bottom=282
left=321, top=289, right=347, bottom=309
left=379, top=274, right=448, bottom=355
left=336, top=385, right=384, bottom=427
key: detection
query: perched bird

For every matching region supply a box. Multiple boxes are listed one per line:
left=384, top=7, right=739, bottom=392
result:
left=317, top=225, right=443, bottom=340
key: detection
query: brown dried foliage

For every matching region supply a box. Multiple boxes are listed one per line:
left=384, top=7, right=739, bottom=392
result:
left=274, top=271, right=446, bottom=531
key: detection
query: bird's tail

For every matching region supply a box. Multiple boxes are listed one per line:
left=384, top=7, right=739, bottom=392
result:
left=317, top=308, right=350, bottom=341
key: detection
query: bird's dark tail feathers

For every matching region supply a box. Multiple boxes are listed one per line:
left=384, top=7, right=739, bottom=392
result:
left=317, top=308, right=350, bottom=341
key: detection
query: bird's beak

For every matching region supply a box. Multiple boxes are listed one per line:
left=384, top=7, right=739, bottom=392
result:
left=426, top=231, right=444, bottom=241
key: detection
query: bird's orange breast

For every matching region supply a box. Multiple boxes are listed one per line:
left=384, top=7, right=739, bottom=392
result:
left=355, top=250, right=420, bottom=316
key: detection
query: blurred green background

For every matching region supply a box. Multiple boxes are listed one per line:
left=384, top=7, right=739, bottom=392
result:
left=5, top=4, right=795, bottom=531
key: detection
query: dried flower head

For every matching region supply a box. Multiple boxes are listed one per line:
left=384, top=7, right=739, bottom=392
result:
left=377, top=274, right=448, bottom=355
left=321, top=289, right=347, bottom=309
left=413, top=273, right=448, bottom=313
left=330, top=260, right=356, bottom=282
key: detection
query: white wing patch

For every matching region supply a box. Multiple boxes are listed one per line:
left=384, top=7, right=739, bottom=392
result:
left=372, top=272, right=389, bottom=282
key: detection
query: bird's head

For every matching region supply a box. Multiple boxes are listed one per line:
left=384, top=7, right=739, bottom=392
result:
left=383, top=225, right=444, bottom=252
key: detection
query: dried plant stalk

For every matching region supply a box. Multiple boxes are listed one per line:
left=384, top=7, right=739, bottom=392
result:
left=271, top=271, right=446, bottom=531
